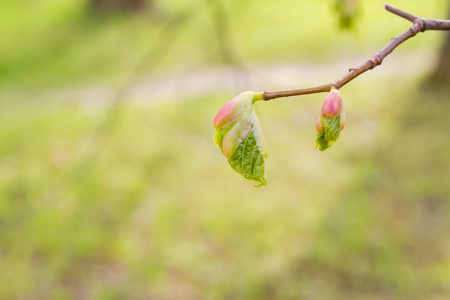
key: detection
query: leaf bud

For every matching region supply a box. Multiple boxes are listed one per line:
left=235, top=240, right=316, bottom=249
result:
left=214, top=91, right=267, bottom=159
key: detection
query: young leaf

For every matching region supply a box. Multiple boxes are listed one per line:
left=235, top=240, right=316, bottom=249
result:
left=228, top=125, right=267, bottom=187
left=315, top=115, right=341, bottom=151
left=214, top=91, right=268, bottom=186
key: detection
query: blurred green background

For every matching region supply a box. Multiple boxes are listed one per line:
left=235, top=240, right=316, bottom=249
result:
left=1, top=0, right=450, bottom=299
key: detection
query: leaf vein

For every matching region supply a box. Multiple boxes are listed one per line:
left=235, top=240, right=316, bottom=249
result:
left=240, top=127, right=251, bottom=170
left=250, top=133, right=257, bottom=174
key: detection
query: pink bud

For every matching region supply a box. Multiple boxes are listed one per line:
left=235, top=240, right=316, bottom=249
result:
left=321, top=88, right=344, bottom=119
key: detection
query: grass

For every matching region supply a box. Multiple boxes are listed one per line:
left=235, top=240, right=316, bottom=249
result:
left=1, top=0, right=450, bottom=299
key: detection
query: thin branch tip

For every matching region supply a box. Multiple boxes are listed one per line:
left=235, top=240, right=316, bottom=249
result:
left=262, top=4, right=450, bottom=101
left=384, top=4, right=419, bottom=23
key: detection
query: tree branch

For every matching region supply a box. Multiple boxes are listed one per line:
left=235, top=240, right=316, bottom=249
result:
left=262, top=4, right=450, bottom=101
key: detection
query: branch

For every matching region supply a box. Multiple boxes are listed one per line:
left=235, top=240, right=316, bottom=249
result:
left=262, top=4, right=450, bottom=101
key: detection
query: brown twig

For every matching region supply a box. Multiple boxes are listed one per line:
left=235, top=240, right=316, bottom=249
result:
left=263, top=4, right=450, bottom=101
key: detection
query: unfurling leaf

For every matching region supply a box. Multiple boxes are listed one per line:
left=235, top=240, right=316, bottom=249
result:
left=315, top=114, right=341, bottom=151
left=229, top=125, right=267, bottom=186
left=315, top=88, right=346, bottom=151
left=214, top=91, right=268, bottom=186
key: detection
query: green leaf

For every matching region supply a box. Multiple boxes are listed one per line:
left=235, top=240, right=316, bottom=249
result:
left=315, top=115, right=341, bottom=151
left=228, top=126, right=266, bottom=187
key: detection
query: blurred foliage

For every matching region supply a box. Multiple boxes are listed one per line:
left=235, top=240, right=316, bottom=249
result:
left=1, top=76, right=450, bottom=299
left=334, top=0, right=360, bottom=29
left=0, top=0, right=447, bottom=89
left=1, top=0, right=450, bottom=299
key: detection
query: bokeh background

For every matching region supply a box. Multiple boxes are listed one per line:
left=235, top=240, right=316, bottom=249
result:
left=1, top=0, right=450, bottom=299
